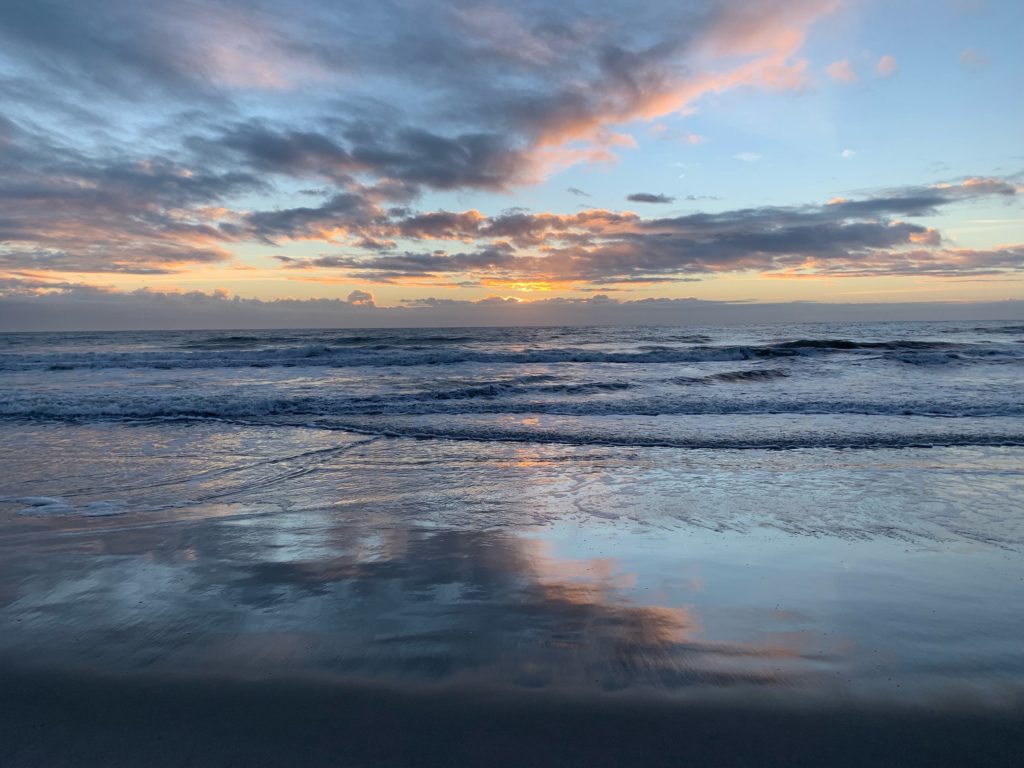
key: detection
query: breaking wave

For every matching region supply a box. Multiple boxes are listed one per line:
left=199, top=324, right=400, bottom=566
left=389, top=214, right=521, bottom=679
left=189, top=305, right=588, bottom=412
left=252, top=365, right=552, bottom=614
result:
left=670, top=369, right=789, bottom=385
left=1, top=338, right=1017, bottom=371
left=2, top=390, right=1022, bottom=421
left=2, top=323, right=1021, bottom=450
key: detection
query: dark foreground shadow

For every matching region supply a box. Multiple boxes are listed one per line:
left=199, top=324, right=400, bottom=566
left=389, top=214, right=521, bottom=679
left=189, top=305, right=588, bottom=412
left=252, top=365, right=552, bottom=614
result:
left=2, top=666, right=1022, bottom=768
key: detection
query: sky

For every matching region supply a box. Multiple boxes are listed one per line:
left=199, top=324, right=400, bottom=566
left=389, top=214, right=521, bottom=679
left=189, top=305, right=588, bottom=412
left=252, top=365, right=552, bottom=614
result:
left=0, top=0, right=1022, bottom=328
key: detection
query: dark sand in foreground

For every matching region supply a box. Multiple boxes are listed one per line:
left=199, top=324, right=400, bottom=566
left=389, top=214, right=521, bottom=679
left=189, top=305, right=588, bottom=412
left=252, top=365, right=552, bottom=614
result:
left=3, top=665, right=1022, bottom=768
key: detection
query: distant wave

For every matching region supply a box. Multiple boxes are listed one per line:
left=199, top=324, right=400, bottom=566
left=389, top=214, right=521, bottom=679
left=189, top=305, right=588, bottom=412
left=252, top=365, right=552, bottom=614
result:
left=2, top=339, right=1018, bottom=371
left=177, top=332, right=484, bottom=351
left=975, top=324, right=1024, bottom=335
left=2, top=391, right=1022, bottom=421
left=670, top=369, right=789, bottom=385
left=176, top=335, right=282, bottom=350
left=354, top=378, right=633, bottom=403
left=773, top=339, right=957, bottom=350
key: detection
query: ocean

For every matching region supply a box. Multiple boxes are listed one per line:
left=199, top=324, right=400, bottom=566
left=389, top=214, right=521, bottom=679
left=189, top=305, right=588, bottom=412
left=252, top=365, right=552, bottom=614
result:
left=1, top=321, right=1022, bottom=765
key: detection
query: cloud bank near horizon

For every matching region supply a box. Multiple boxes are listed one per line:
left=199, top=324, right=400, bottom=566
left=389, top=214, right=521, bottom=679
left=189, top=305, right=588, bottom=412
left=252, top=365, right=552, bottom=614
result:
left=0, top=284, right=1020, bottom=331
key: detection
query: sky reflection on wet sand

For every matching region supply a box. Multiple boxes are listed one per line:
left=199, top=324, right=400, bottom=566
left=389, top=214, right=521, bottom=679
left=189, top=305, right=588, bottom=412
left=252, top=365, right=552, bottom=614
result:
left=1, top=422, right=1022, bottom=711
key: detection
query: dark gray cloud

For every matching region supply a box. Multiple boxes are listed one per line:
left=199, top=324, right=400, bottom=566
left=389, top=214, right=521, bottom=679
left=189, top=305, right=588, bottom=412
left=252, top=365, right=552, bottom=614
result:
left=193, top=121, right=531, bottom=192
left=195, top=122, right=358, bottom=184
left=345, top=289, right=375, bottom=307
left=349, top=128, right=529, bottom=191
left=0, top=1, right=214, bottom=100
left=246, top=193, right=387, bottom=244
left=628, top=193, right=676, bottom=204
left=286, top=247, right=523, bottom=283
left=0, top=116, right=262, bottom=273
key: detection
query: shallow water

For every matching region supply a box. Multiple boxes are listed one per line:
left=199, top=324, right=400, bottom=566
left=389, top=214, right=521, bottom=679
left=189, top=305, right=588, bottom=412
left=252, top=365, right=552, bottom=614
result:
left=1, top=323, right=1022, bottom=765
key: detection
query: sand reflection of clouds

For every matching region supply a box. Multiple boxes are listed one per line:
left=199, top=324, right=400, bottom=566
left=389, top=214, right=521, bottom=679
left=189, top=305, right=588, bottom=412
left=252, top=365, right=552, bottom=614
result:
left=0, top=516, right=821, bottom=692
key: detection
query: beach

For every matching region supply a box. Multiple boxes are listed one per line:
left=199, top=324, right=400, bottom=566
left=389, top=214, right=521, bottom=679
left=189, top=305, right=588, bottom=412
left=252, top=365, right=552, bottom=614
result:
left=1, top=322, right=1022, bottom=765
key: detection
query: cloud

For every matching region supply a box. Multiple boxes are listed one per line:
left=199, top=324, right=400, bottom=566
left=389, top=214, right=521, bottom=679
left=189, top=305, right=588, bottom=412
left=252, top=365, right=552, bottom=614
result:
left=172, top=174, right=1011, bottom=295
left=0, top=1, right=1018, bottom=302
left=0, top=116, right=261, bottom=274
left=567, top=187, right=591, bottom=197
left=0, top=0, right=852, bottom=286
left=627, top=193, right=677, bottom=204
left=296, top=248, right=522, bottom=283
left=959, top=48, right=989, bottom=70
left=0, top=0, right=841, bottom=202
left=193, top=122, right=358, bottom=184
left=876, top=54, right=899, bottom=78
left=246, top=192, right=393, bottom=244
left=193, top=120, right=531, bottom=193
left=653, top=127, right=708, bottom=145
left=826, top=59, right=858, bottom=83
left=490, top=0, right=838, bottom=155
left=841, top=149, right=856, bottom=159
left=346, top=289, right=375, bottom=307
left=258, top=175, right=1023, bottom=285
left=1, top=281, right=1020, bottom=331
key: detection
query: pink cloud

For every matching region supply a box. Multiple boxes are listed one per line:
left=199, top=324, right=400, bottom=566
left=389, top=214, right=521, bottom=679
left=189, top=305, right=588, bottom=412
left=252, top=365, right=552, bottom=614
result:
left=523, top=1, right=838, bottom=160
left=876, top=54, right=899, bottom=78
left=826, top=59, right=858, bottom=83
left=959, top=48, right=989, bottom=70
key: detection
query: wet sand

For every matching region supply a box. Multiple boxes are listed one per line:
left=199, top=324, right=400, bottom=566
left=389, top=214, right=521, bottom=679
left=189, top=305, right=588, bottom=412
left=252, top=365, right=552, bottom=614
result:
left=3, top=664, right=1022, bottom=768
left=1, top=423, right=1023, bottom=766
